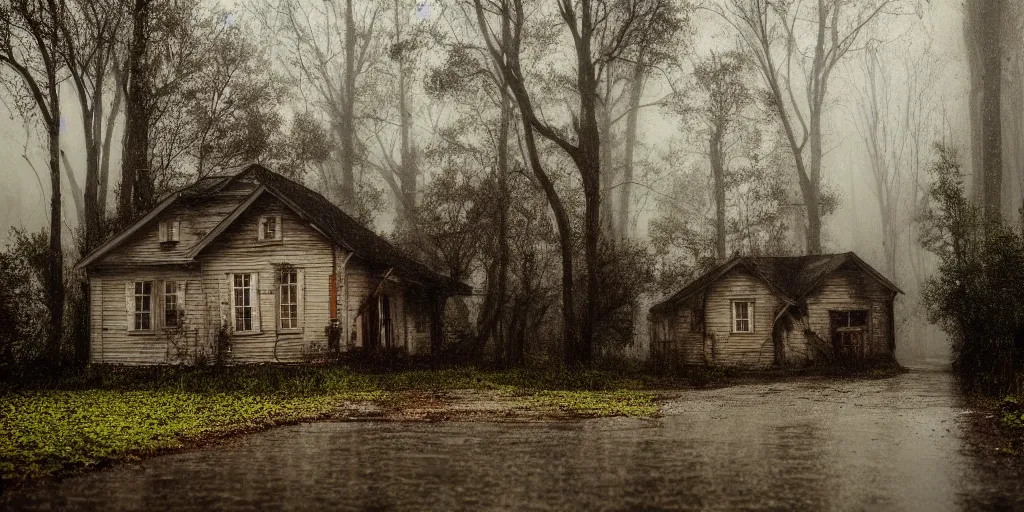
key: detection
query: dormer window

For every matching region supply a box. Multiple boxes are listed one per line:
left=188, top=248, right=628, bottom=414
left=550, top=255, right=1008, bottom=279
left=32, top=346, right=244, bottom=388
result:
left=159, top=220, right=180, bottom=245
left=258, top=215, right=282, bottom=242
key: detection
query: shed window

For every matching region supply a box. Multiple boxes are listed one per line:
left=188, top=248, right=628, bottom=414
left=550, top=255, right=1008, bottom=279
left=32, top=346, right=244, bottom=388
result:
left=133, top=281, right=153, bottom=330
left=731, top=300, right=753, bottom=333
left=233, top=273, right=254, bottom=332
left=279, top=269, right=298, bottom=329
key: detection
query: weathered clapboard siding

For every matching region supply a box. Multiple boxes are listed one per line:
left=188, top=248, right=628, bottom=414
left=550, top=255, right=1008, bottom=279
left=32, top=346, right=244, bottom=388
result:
left=198, top=193, right=334, bottom=363
left=103, top=193, right=249, bottom=264
left=89, top=277, right=103, bottom=361
left=89, top=267, right=204, bottom=365
left=703, top=269, right=786, bottom=368
left=345, top=261, right=372, bottom=349
left=803, top=263, right=894, bottom=360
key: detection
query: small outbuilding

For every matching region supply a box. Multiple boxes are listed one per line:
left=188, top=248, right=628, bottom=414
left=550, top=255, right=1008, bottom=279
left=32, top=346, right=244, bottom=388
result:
left=76, top=164, right=471, bottom=365
left=649, top=252, right=902, bottom=368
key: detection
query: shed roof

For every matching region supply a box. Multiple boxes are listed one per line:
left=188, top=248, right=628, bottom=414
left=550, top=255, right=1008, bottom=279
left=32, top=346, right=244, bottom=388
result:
left=649, top=252, right=901, bottom=315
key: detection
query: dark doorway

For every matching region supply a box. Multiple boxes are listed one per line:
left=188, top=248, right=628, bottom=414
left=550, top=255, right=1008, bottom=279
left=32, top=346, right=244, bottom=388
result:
left=362, top=295, right=380, bottom=351
left=829, top=310, right=868, bottom=362
left=380, top=295, right=393, bottom=348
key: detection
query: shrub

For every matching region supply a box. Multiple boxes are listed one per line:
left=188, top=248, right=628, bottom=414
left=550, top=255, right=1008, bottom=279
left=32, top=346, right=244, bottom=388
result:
left=0, top=228, right=50, bottom=379
left=919, top=145, right=1024, bottom=395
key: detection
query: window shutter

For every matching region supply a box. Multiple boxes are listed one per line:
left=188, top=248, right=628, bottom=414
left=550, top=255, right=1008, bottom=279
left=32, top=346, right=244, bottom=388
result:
left=275, top=215, right=283, bottom=240
left=296, top=269, right=305, bottom=330
left=176, top=281, right=187, bottom=320
left=158, top=221, right=167, bottom=242
left=252, top=273, right=261, bottom=332
left=221, top=274, right=231, bottom=329
left=171, top=221, right=180, bottom=241
left=257, top=218, right=266, bottom=241
left=125, top=282, right=134, bottom=332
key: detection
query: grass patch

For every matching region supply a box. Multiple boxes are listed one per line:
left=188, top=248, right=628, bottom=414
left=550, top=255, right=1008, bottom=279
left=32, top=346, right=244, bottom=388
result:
left=0, top=389, right=382, bottom=486
left=529, top=390, right=659, bottom=417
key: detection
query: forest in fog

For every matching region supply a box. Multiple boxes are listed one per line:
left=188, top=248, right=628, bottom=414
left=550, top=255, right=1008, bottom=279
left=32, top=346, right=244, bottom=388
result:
left=0, top=0, right=1022, bottom=384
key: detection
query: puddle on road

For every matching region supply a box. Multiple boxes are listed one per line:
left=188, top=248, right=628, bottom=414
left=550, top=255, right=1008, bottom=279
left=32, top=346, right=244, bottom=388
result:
left=3, top=368, right=1022, bottom=511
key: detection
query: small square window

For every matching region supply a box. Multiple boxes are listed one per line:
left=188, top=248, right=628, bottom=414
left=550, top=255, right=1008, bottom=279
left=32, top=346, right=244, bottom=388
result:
left=159, top=220, right=180, bottom=244
left=264, top=217, right=276, bottom=240
left=259, top=216, right=282, bottom=241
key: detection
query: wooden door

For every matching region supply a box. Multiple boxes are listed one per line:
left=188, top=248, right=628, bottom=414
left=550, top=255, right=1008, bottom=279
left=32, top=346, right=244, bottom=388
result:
left=829, top=310, right=868, bottom=363
left=362, top=295, right=381, bottom=351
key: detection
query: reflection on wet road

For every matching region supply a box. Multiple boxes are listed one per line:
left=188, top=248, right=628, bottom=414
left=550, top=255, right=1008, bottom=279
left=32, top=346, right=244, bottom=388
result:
left=4, top=362, right=1023, bottom=511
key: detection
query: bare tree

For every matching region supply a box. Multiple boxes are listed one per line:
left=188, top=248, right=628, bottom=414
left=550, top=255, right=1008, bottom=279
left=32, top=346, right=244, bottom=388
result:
left=473, top=0, right=679, bottom=364
left=852, top=40, right=941, bottom=280
left=252, top=0, right=383, bottom=212
left=721, top=0, right=898, bottom=254
left=0, top=0, right=65, bottom=366
left=678, top=51, right=753, bottom=262
left=58, top=0, right=127, bottom=251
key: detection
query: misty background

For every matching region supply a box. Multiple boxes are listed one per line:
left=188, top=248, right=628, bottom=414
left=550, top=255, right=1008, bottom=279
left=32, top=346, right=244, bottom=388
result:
left=0, top=0, right=982, bottom=363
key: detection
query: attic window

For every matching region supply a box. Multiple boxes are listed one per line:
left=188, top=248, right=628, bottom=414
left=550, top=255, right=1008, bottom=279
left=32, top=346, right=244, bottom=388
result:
left=258, top=215, right=282, bottom=241
left=159, top=220, right=180, bottom=244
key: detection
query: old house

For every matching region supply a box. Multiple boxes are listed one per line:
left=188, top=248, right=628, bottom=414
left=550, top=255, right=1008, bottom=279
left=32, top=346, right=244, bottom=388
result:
left=76, top=164, right=471, bottom=365
left=649, top=252, right=902, bottom=368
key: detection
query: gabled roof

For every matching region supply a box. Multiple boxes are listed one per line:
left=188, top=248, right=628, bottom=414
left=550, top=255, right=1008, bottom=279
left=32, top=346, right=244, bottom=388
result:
left=76, top=164, right=471, bottom=295
left=649, top=252, right=901, bottom=315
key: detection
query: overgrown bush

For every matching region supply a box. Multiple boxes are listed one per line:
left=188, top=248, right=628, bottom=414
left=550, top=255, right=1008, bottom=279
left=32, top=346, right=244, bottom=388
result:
left=0, top=228, right=50, bottom=379
left=919, top=145, right=1024, bottom=395
left=587, top=240, right=656, bottom=353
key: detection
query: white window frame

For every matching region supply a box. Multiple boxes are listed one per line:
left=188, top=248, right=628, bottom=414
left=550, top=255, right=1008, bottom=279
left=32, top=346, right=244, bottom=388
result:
left=231, top=273, right=259, bottom=333
left=257, top=215, right=283, bottom=242
left=163, top=280, right=185, bottom=329
left=132, top=281, right=154, bottom=332
left=731, top=300, right=753, bottom=334
left=278, top=268, right=300, bottom=331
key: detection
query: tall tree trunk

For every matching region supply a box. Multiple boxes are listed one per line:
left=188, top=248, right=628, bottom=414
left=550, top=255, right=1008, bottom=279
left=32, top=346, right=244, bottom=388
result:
left=121, top=0, right=153, bottom=222
left=520, top=121, right=576, bottom=366
left=340, top=0, right=357, bottom=206
left=617, top=63, right=643, bottom=242
left=710, top=128, right=727, bottom=261
left=599, top=67, right=614, bottom=238
left=99, top=66, right=124, bottom=218
left=575, top=0, right=601, bottom=365
left=396, top=3, right=416, bottom=227
left=46, top=67, right=63, bottom=368
left=81, top=84, right=102, bottom=252
left=475, top=95, right=511, bottom=361
left=965, top=0, right=1005, bottom=219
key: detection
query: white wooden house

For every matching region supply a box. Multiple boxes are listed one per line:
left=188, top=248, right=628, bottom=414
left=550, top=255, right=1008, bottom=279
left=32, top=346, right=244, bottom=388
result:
left=76, top=164, right=471, bottom=364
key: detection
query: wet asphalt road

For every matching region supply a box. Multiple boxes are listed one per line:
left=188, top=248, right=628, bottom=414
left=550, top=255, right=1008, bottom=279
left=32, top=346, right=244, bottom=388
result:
left=3, top=362, right=1023, bottom=511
